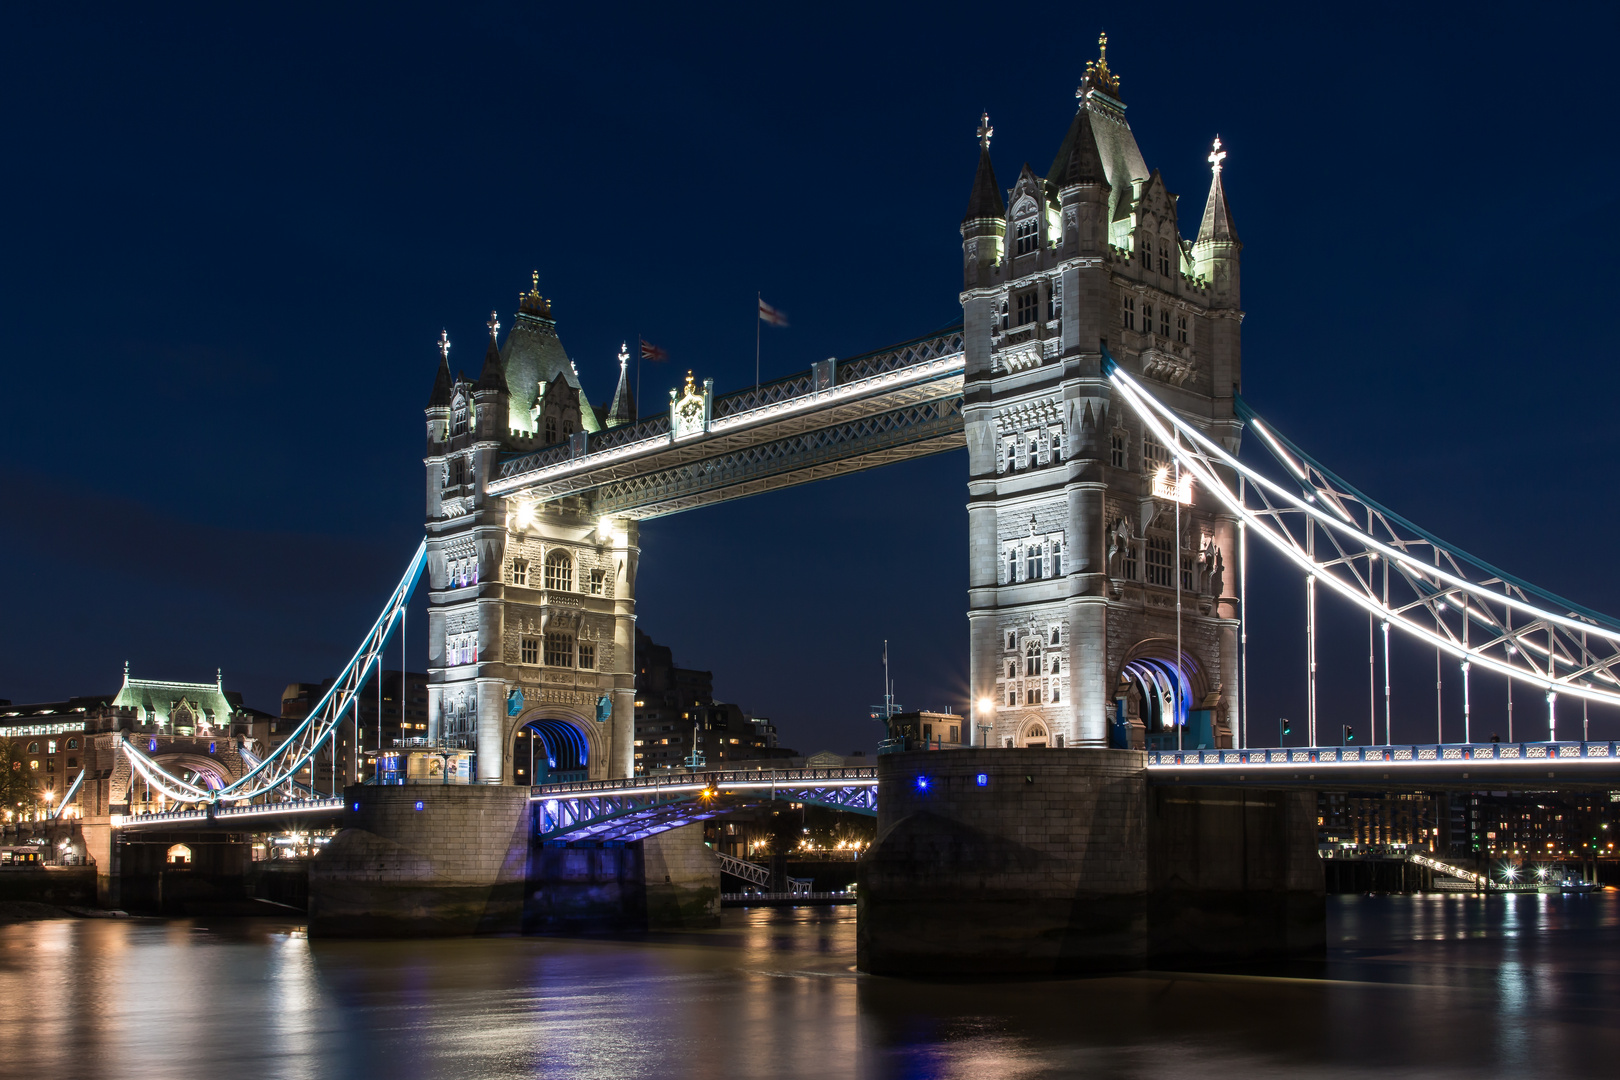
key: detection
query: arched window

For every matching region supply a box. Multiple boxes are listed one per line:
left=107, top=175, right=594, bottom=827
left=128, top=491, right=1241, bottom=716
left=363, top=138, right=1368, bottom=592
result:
left=1050, top=657, right=1061, bottom=675
left=66, top=739, right=77, bottom=750
left=165, top=844, right=192, bottom=866
left=563, top=419, right=574, bottom=439
left=1025, top=641, right=1042, bottom=677
left=545, top=416, right=558, bottom=443
left=1007, top=547, right=1018, bottom=584
left=27, top=742, right=37, bottom=754
left=1006, top=661, right=1016, bottom=681
left=1049, top=627, right=1060, bottom=646
left=1026, top=544, right=1042, bottom=581
left=1050, top=680, right=1061, bottom=703
left=544, top=550, right=573, bottom=592
left=1051, top=541, right=1063, bottom=577
left=1158, top=238, right=1171, bottom=276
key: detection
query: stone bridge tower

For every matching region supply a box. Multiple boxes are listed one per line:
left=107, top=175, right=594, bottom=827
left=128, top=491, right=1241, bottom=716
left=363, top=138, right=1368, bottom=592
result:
left=423, top=281, right=639, bottom=783
left=962, top=35, right=1244, bottom=750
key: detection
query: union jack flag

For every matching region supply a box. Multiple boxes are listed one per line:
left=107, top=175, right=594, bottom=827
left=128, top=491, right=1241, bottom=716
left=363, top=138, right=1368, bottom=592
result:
left=758, top=298, right=789, bottom=327
left=640, top=339, right=668, bottom=362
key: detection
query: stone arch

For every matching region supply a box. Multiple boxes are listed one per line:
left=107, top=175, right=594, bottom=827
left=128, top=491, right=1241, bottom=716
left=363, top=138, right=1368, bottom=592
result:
left=151, top=754, right=234, bottom=791
left=507, top=706, right=603, bottom=784
left=1115, top=638, right=1211, bottom=737
left=1017, top=715, right=1051, bottom=748
left=165, top=844, right=192, bottom=866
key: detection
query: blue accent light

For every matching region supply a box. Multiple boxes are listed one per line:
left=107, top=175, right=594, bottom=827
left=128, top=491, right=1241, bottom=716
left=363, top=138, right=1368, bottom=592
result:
left=209, top=741, right=216, bottom=754
left=915, top=776, right=930, bottom=791
left=976, top=773, right=988, bottom=787
left=414, top=800, right=424, bottom=811
left=352, top=802, right=360, bottom=812
left=148, top=739, right=157, bottom=752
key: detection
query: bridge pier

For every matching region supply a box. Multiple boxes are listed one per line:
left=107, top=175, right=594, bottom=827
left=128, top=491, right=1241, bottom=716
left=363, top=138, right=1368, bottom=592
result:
left=307, top=786, right=721, bottom=937
left=857, top=749, right=1322, bottom=975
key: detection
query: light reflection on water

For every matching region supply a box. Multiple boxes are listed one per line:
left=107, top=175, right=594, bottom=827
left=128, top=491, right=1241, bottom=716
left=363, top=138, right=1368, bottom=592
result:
left=1, top=895, right=1618, bottom=1079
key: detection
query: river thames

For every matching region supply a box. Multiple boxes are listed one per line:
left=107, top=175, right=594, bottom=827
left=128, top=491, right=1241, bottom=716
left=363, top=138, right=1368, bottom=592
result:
left=2, top=894, right=1617, bottom=1079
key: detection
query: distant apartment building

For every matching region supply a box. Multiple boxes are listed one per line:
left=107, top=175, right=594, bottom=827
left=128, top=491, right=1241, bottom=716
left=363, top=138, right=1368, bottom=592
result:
left=633, top=629, right=795, bottom=773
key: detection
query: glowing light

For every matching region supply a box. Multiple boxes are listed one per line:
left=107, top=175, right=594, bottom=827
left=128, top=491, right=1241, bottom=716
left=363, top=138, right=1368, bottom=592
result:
left=977, top=697, right=994, bottom=715
left=915, top=776, right=930, bottom=791
left=976, top=773, right=989, bottom=787
left=1249, top=418, right=1308, bottom=480
left=1151, top=465, right=1193, bottom=504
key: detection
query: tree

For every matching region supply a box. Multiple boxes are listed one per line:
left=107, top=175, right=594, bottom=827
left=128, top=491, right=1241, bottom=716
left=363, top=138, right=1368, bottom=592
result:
left=0, top=737, right=37, bottom=818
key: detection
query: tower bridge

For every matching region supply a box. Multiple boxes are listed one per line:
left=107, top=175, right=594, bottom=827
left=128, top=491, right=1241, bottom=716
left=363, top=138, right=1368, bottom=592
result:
left=72, top=32, right=1620, bottom=971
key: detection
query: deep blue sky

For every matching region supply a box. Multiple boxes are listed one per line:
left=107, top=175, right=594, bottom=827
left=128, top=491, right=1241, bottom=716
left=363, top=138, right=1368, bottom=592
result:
left=4, top=2, right=1617, bottom=753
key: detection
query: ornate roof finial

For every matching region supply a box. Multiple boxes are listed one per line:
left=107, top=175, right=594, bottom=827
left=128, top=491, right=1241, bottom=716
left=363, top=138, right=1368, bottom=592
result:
left=1078, top=29, right=1121, bottom=100
left=438, top=329, right=451, bottom=361
left=487, top=310, right=501, bottom=339
left=1208, top=135, right=1227, bottom=175
left=519, top=271, right=552, bottom=317
left=618, top=342, right=629, bottom=369
left=976, top=111, right=994, bottom=151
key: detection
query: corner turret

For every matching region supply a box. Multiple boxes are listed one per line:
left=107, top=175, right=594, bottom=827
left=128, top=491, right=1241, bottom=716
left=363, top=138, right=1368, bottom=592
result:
left=1193, top=136, right=1240, bottom=303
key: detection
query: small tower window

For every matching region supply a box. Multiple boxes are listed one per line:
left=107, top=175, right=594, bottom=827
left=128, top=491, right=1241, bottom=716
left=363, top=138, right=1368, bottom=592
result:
left=510, top=558, right=529, bottom=586
left=1015, top=290, right=1039, bottom=326
left=1159, top=241, right=1171, bottom=276
left=1007, top=547, right=1018, bottom=584
left=1160, top=307, right=1171, bottom=337
left=544, top=550, right=573, bottom=591
left=1177, top=314, right=1190, bottom=344
left=1052, top=429, right=1065, bottom=461
left=1110, top=429, right=1126, bottom=468
left=1006, top=439, right=1017, bottom=470
left=1007, top=687, right=1016, bottom=707
left=589, top=568, right=606, bottom=595
left=1014, top=218, right=1039, bottom=256
left=1050, top=680, right=1061, bottom=704
left=1048, top=278, right=1062, bottom=321
left=1026, top=544, right=1042, bottom=582
left=1025, top=640, right=1042, bottom=677
left=1006, top=632, right=1017, bottom=651
left=1051, top=540, right=1063, bottom=576
left=1122, top=295, right=1135, bottom=330
left=1007, top=661, right=1017, bottom=681
left=1050, top=627, right=1060, bottom=646
left=1142, top=302, right=1154, bottom=336
left=578, top=642, right=596, bottom=669
left=520, top=637, right=539, bottom=664
left=544, top=416, right=558, bottom=443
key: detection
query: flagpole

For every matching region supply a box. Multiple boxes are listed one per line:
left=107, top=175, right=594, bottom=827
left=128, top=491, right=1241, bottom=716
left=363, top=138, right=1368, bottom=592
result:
left=635, top=329, right=641, bottom=422
left=755, top=292, right=761, bottom=393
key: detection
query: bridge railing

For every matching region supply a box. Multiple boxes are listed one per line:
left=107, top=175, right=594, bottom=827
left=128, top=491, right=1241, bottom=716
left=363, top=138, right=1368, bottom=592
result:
left=491, top=327, right=965, bottom=494
left=533, top=766, right=878, bottom=799
left=1146, top=740, right=1619, bottom=767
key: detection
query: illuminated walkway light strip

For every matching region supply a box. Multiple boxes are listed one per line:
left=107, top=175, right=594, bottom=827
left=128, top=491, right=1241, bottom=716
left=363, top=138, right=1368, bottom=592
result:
left=1143, top=741, right=1618, bottom=766
left=1107, top=366, right=1620, bottom=708
left=50, top=768, right=86, bottom=820
left=488, top=351, right=965, bottom=496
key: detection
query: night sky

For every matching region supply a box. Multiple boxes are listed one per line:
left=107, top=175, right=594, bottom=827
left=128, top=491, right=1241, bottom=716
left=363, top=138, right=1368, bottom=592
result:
left=4, top=3, right=1618, bottom=754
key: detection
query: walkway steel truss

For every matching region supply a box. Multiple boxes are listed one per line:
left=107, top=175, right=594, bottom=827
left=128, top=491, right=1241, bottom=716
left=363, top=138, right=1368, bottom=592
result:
left=488, top=328, right=965, bottom=509
left=534, top=767, right=878, bottom=843
left=591, top=397, right=964, bottom=519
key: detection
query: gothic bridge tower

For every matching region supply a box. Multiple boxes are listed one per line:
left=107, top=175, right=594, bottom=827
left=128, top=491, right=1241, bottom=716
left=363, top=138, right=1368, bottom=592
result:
left=423, top=279, right=640, bottom=782
left=962, top=34, right=1243, bottom=750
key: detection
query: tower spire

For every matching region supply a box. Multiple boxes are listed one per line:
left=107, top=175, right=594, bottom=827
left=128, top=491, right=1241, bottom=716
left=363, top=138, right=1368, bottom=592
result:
left=475, top=310, right=507, bottom=391
left=1196, top=136, right=1238, bottom=244
left=604, top=342, right=636, bottom=427
left=962, top=112, right=1005, bottom=223
left=428, top=330, right=453, bottom=407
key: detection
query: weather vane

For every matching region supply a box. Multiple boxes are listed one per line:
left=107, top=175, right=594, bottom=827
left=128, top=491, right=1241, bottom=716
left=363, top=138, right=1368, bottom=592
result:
left=438, top=329, right=451, bottom=361
left=1208, top=135, right=1227, bottom=175
left=976, top=111, right=993, bottom=151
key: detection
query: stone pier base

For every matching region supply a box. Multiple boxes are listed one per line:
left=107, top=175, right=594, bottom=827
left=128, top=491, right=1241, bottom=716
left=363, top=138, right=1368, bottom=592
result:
left=857, top=749, right=1323, bottom=976
left=308, top=785, right=531, bottom=937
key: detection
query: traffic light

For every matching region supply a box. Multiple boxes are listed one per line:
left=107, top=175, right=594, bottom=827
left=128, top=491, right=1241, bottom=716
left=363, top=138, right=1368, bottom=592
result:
left=1281, top=718, right=1292, bottom=735
left=1344, top=724, right=1356, bottom=744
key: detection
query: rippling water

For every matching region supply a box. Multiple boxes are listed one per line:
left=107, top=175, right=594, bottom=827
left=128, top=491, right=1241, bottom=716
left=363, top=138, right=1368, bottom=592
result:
left=2, top=894, right=1618, bottom=1079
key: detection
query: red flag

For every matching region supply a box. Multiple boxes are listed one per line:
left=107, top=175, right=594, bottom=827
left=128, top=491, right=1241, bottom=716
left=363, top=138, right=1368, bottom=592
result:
left=757, top=298, right=789, bottom=327
left=640, top=339, right=668, bottom=362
